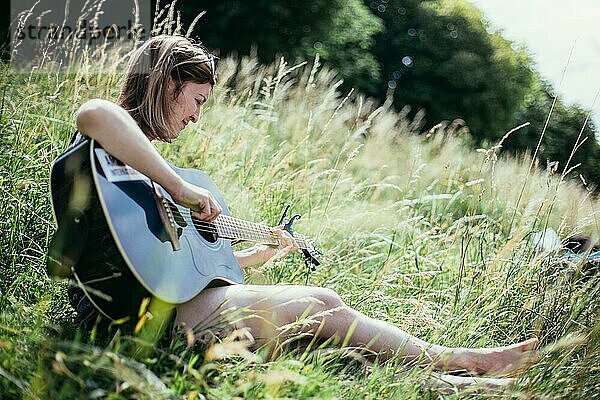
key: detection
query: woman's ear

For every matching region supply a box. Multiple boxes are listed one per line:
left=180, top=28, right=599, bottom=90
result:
left=167, top=77, right=178, bottom=99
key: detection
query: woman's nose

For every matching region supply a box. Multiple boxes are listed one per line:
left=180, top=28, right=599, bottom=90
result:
left=190, top=104, right=200, bottom=123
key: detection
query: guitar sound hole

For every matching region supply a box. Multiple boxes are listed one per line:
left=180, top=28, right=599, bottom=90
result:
left=190, top=212, right=218, bottom=243
left=171, top=205, right=187, bottom=228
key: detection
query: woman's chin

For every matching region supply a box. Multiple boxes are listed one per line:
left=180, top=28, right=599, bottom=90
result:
left=169, top=129, right=182, bottom=141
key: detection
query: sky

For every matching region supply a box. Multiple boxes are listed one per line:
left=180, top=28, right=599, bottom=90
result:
left=469, top=0, right=600, bottom=125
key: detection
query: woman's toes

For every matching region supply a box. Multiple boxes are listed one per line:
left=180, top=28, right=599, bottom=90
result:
left=512, top=337, right=539, bottom=352
left=521, top=338, right=540, bottom=351
left=487, top=347, right=540, bottom=376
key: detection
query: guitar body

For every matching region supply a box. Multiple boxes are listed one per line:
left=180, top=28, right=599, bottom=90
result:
left=49, top=139, right=243, bottom=322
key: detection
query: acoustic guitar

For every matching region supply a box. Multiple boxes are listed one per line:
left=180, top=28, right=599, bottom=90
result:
left=47, top=139, right=320, bottom=322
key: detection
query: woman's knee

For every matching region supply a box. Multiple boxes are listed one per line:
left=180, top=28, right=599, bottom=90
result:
left=309, top=287, right=345, bottom=310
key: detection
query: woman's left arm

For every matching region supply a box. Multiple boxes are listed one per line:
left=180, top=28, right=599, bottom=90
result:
left=234, top=228, right=299, bottom=269
left=234, top=245, right=277, bottom=269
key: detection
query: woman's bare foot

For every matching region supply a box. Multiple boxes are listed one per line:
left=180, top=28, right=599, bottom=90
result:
left=441, top=338, right=539, bottom=375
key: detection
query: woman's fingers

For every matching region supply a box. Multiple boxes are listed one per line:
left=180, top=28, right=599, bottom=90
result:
left=204, top=195, right=222, bottom=221
left=193, top=196, right=222, bottom=222
left=177, top=182, right=221, bottom=222
left=272, top=227, right=299, bottom=255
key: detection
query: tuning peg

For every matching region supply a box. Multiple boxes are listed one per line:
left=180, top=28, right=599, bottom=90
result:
left=284, top=214, right=301, bottom=235
left=277, top=204, right=291, bottom=226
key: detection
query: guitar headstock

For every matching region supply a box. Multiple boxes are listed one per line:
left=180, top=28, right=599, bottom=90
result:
left=298, top=235, right=321, bottom=268
left=277, top=206, right=321, bottom=268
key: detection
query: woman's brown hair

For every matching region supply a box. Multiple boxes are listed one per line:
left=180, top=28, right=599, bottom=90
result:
left=119, top=35, right=217, bottom=142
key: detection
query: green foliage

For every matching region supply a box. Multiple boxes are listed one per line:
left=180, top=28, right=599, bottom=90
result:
left=507, top=78, right=600, bottom=188
left=181, top=0, right=383, bottom=91
left=366, top=0, right=533, bottom=141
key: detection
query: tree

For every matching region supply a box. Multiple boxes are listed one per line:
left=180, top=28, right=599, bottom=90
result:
left=506, top=78, right=600, bottom=187
left=366, top=0, right=533, bottom=142
left=173, top=0, right=383, bottom=91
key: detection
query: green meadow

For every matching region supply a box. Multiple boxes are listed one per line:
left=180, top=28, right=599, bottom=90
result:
left=1, top=46, right=599, bottom=399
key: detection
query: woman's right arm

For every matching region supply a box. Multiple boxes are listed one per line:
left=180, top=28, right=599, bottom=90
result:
left=76, top=99, right=221, bottom=221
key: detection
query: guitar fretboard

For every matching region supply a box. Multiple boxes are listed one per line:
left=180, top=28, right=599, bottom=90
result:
left=211, top=215, right=310, bottom=249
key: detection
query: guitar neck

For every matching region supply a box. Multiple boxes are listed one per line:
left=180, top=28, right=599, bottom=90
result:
left=211, top=215, right=309, bottom=249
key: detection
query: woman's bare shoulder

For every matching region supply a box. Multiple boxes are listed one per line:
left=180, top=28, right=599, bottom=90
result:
left=77, top=99, right=119, bottom=117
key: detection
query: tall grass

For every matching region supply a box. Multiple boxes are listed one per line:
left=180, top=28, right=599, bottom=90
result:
left=1, top=34, right=599, bottom=398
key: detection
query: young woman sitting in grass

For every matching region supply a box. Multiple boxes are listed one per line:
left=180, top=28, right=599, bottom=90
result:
left=72, top=34, right=538, bottom=390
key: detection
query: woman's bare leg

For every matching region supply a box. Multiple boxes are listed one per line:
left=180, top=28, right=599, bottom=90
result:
left=176, top=284, right=538, bottom=375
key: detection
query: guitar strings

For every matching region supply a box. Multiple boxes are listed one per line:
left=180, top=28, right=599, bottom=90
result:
left=165, top=203, right=310, bottom=248
left=170, top=204, right=272, bottom=240
left=165, top=203, right=267, bottom=237
left=169, top=204, right=304, bottom=241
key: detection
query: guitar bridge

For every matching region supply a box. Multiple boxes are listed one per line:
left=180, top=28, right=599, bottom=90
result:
left=152, top=182, right=181, bottom=251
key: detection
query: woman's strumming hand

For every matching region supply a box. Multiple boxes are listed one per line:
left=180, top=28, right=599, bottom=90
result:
left=170, top=179, right=222, bottom=222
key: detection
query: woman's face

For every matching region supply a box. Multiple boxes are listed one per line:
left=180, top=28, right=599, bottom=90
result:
left=168, top=80, right=212, bottom=139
